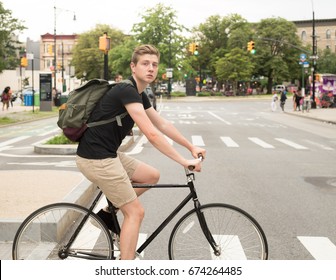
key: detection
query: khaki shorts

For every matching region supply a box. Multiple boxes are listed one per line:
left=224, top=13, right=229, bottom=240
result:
left=76, top=152, right=140, bottom=208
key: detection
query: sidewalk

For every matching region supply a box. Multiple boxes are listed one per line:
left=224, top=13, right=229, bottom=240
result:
left=0, top=104, right=135, bottom=259
left=285, top=107, right=336, bottom=125
left=0, top=102, right=335, bottom=260
left=0, top=103, right=36, bottom=116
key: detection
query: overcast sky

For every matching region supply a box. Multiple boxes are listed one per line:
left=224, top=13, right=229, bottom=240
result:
left=2, top=0, right=335, bottom=41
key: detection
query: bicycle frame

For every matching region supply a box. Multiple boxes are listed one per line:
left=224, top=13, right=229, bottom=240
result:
left=61, top=169, right=219, bottom=259
left=118, top=169, right=219, bottom=256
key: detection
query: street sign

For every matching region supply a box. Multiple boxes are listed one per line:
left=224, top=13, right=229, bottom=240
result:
left=166, top=68, right=173, bottom=78
left=300, top=53, right=306, bottom=62
left=27, top=53, right=34, bottom=60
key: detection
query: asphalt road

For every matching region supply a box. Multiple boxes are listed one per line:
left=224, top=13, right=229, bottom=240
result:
left=1, top=99, right=336, bottom=260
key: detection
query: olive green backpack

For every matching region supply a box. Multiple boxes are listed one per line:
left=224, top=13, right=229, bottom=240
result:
left=57, top=79, right=133, bottom=142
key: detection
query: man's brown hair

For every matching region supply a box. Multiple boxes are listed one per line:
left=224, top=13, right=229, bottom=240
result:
left=131, top=44, right=160, bottom=65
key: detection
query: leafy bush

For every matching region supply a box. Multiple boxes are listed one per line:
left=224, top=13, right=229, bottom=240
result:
left=46, top=134, right=76, bottom=144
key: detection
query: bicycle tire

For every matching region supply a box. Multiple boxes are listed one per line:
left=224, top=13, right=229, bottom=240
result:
left=12, top=202, right=114, bottom=260
left=168, top=203, right=268, bottom=260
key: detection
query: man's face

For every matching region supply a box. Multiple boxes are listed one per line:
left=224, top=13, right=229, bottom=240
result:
left=131, top=54, right=159, bottom=84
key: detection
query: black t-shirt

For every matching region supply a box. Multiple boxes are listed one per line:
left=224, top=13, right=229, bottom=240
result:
left=77, top=77, right=151, bottom=159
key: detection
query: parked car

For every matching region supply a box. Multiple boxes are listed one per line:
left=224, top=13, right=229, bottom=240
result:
left=273, top=85, right=286, bottom=92
left=158, top=83, right=168, bottom=95
left=144, top=86, right=157, bottom=110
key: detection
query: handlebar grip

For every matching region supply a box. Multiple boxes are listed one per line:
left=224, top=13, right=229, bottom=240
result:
left=188, top=154, right=204, bottom=170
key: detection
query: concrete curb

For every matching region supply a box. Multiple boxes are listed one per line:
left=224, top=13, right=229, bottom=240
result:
left=284, top=111, right=336, bottom=125
left=0, top=131, right=138, bottom=260
left=33, top=135, right=136, bottom=155
left=0, top=177, right=98, bottom=242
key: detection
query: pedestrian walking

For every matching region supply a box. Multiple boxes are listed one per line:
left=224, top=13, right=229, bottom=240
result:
left=1, top=86, right=12, bottom=111
left=271, top=91, right=278, bottom=111
left=280, top=89, right=287, bottom=111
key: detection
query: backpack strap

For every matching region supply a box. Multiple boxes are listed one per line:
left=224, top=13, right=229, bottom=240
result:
left=87, top=79, right=134, bottom=128
left=86, top=111, right=129, bottom=128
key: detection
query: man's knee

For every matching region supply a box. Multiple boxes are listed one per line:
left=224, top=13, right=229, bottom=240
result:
left=121, top=199, right=145, bottom=221
left=151, top=169, right=160, bottom=184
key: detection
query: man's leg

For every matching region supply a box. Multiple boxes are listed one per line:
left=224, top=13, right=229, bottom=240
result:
left=131, top=161, right=160, bottom=196
left=119, top=198, right=144, bottom=260
left=118, top=160, right=160, bottom=259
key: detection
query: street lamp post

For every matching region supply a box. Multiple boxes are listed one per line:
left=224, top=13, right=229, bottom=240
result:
left=99, top=32, right=111, bottom=80
left=311, top=11, right=317, bottom=109
left=53, top=6, right=76, bottom=93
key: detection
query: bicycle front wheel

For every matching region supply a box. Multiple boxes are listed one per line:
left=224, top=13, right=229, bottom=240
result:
left=12, top=203, right=114, bottom=260
left=169, top=203, right=268, bottom=260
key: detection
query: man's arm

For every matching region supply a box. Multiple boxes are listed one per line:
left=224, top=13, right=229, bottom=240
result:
left=125, top=103, right=202, bottom=170
left=145, top=107, right=206, bottom=159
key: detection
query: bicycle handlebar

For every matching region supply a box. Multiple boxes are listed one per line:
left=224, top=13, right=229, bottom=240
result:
left=188, top=154, right=204, bottom=171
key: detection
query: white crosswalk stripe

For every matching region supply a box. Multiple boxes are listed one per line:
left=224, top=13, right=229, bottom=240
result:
left=304, top=139, right=334, bottom=151
left=220, top=137, right=239, bottom=147
left=0, top=136, right=31, bottom=147
left=192, top=135, right=205, bottom=146
left=248, top=137, right=274, bottom=149
left=275, top=138, right=308, bottom=150
left=298, top=236, right=336, bottom=260
left=186, top=135, right=333, bottom=151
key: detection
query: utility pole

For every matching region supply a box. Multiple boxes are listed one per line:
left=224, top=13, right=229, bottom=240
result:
left=311, top=11, right=317, bottom=109
left=99, top=32, right=111, bottom=80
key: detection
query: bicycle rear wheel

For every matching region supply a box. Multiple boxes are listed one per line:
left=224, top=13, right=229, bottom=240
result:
left=12, top=203, right=114, bottom=260
left=168, top=203, right=268, bottom=260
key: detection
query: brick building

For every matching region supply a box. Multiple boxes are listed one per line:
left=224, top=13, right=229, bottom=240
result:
left=40, top=33, right=78, bottom=73
left=294, top=18, right=336, bottom=53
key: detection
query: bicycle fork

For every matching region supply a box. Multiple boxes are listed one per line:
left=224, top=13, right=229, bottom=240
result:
left=193, top=199, right=221, bottom=257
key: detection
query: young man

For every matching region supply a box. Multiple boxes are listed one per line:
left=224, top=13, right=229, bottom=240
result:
left=75, top=44, right=205, bottom=260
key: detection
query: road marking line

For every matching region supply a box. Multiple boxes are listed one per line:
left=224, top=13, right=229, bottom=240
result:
left=164, top=136, right=173, bottom=145
left=304, top=140, right=334, bottom=151
left=208, top=112, right=232, bottom=125
left=38, top=128, right=62, bottom=137
left=126, top=135, right=147, bottom=155
left=212, top=235, right=247, bottom=260
left=298, top=236, right=336, bottom=260
left=220, top=137, right=239, bottom=147
left=275, top=138, right=308, bottom=150
left=192, top=135, right=205, bottom=146
left=248, top=137, right=274, bottom=149
left=0, top=136, right=30, bottom=147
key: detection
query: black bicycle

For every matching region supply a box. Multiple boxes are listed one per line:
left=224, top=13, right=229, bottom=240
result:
left=12, top=164, right=268, bottom=260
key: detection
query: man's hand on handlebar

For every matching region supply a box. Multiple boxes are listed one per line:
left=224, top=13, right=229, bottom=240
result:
left=191, top=146, right=206, bottom=160
left=185, top=157, right=203, bottom=172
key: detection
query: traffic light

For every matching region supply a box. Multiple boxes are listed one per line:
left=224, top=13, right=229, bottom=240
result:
left=194, top=44, right=199, bottom=56
left=250, top=41, right=255, bottom=54
left=188, top=43, right=196, bottom=54
left=247, top=41, right=252, bottom=51
left=47, top=45, right=53, bottom=55
left=247, top=41, right=256, bottom=54
left=99, top=33, right=111, bottom=53
left=20, top=57, right=28, bottom=67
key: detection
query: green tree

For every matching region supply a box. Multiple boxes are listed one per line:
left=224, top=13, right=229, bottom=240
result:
left=71, top=24, right=128, bottom=80
left=215, top=47, right=254, bottom=95
left=317, top=48, right=336, bottom=74
left=110, top=37, right=138, bottom=78
left=0, top=2, right=26, bottom=72
left=195, top=14, right=253, bottom=83
left=131, top=3, right=188, bottom=81
left=253, top=18, right=303, bottom=93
